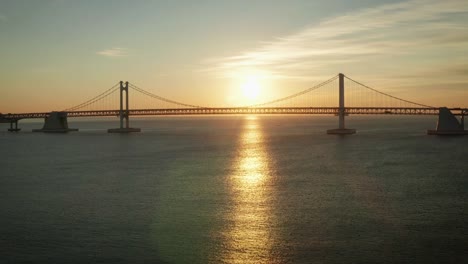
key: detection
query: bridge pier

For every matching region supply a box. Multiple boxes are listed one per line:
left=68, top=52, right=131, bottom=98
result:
left=462, top=110, right=465, bottom=129
left=8, top=120, right=21, bottom=132
left=327, top=73, right=356, bottom=135
left=428, top=107, right=468, bottom=135
left=108, top=81, right=141, bottom=133
left=32, top=112, right=78, bottom=133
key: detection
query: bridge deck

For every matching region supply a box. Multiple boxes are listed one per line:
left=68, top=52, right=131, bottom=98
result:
left=1, top=107, right=467, bottom=121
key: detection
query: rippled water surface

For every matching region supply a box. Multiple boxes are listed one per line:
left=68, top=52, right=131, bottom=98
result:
left=1, top=116, right=467, bottom=263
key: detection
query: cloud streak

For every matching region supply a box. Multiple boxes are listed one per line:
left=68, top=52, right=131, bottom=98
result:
left=206, top=0, right=468, bottom=85
left=96, top=47, right=128, bottom=57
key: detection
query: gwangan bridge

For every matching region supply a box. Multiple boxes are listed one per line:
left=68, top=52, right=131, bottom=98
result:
left=1, top=74, right=466, bottom=135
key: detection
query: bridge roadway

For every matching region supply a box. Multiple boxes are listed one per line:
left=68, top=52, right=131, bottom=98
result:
left=2, top=107, right=467, bottom=121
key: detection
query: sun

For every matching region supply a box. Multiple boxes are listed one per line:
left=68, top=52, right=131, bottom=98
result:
left=242, top=76, right=261, bottom=100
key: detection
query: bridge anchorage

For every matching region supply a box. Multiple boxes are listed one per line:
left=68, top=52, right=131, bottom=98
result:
left=427, top=108, right=468, bottom=135
left=31, top=112, right=78, bottom=133
left=107, top=81, right=141, bottom=133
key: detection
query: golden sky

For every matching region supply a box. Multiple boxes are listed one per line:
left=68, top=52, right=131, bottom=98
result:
left=1, top=0, right=467, bottom=113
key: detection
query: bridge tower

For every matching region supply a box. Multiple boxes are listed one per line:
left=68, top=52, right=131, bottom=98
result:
left=108, top=81, right=141, bottom=133
left=327, top=73, right=356, bottom=135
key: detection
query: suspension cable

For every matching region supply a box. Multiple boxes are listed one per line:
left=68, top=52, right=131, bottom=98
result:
left=245, top=74, right=339, bottom=108
left=64, top=82, right=121, bottom=111
left=344, top=75, right=433, bottom=108
left=128, top=83, right=206, bottom=108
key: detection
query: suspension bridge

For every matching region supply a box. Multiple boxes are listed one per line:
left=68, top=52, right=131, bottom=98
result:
left=1, top=73, right=466, bottom=135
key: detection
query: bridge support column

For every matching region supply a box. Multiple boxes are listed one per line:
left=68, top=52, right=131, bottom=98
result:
left=32, top=112, right=78, bottom=133
left=108, top=81, right=141, bottom=133
left=461, top=111, right=465, bottom=129
left=428, top=107, right=468, bottom=135
left=327, top=73, right=356, bottom=135
left=8, top=120, right=21, bottom=132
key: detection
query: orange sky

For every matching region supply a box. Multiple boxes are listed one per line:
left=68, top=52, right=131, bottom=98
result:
left=1, top=0, right=467, bottom=113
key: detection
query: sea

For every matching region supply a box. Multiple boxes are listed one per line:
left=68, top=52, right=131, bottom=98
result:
left=0, top=115, right=467, bottom=264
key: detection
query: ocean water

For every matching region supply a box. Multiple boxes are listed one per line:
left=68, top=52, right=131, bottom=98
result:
left=0, top=115, right=467, bottom=264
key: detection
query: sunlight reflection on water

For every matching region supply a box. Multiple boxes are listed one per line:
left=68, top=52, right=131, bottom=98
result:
left=2, top=116, right=467, bottom=263
left=222, top=116, right=276, bottom=264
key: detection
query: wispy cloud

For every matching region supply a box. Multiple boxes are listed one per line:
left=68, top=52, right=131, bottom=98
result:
left=96, top=47, right=128, bottom=57
left=205, top=0, right=468, bottom=84
left=0, top=14, right=7, bottom=22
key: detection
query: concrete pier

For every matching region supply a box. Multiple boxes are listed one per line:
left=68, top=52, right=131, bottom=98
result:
left=108, top=128, right=141, bottom=133
left=327, top=128, right=356, bottom=135
left=427, top=107, right=468, bottom=135
left=8, top=120, right=21, bottom=132
left=33, top=112, right=78, bottom=133
left=327, top=73, right=356, bottom=135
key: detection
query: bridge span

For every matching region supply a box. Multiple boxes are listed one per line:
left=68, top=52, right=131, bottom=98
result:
left=0, top=106, right=455, bottom=120
left=1, top=73, right=467, bottom=135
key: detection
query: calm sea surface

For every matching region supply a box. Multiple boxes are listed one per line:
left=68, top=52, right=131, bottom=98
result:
left=0, top=116, right=467, bottom=263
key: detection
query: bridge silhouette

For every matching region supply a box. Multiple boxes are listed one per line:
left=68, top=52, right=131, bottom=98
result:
left=1, top=73, right=466, bottom=135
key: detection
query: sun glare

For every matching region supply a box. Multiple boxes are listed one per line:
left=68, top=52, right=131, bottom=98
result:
left=228, top=69, right=272, bottom=106
left=242, top=76, right=261, bottom=100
